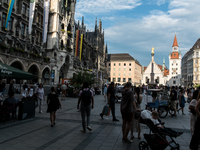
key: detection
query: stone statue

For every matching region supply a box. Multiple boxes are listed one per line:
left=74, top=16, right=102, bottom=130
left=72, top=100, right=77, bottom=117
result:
left=151, top=47, right=154, bottom=54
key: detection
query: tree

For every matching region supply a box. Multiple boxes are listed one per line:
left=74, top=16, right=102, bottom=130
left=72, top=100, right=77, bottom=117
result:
left=70, top=71, right=95, bottom=87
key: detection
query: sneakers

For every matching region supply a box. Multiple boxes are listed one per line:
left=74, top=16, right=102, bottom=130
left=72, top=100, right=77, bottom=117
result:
left=100, top=113, right=104, bottom=119
left=81, top=130, right=86, bottom=133
left=87, top=126, right=92, bottom=131
left=122, top=138, right=132, bottom=143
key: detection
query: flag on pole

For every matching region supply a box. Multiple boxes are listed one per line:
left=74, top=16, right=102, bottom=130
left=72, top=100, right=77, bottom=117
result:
left=79, top=34, right=83, bottom=60
left=43, top=0, right=50, bottom=43
left=75, top=30, right=80, bottom=57
left=5, top=0, right=16, bottom=30
left=29, top=0, right=36, bottom=34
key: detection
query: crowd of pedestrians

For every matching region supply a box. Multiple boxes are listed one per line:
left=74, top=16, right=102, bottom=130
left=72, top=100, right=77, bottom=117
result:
left=1, top=79, right=200, bottom=149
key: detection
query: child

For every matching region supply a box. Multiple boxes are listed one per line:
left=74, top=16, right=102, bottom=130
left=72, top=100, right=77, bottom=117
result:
left=151, top=111, right=183, bottom=137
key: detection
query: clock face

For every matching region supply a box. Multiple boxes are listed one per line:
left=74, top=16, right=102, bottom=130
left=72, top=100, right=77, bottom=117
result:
left=173, top=69, right=176, bottom=73
left=173, top=60, right=176, bottom=63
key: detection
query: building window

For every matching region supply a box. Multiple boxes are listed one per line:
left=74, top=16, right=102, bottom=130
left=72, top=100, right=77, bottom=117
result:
left=26, top=6, right=29, bottom=17
left=173, top=80, right=176, bottom=84
left=8, top=17, right=13, bottom=30
left=22, top=3, right=26, bottom=14
left=195, top=75, right=198, bottom=80
left=124, top=63, right=126, bottom=66
left=119, top=68, right=121, bottom=71
left=195, top=67, right=198, bottom=72
left=197, top=52, right=199, bottom=56
left=118, top=73, right=120, bottom=76
left=129, top=68, right=131, bottom=71
left=176, top=63, right=178, bottom=66
left=128, top=78, right=131, bottom=82
left=21, top=23, right=25, bottom=36
left=124, top=68, right=126, bottom=71
left=124, top=73, right=126, bottom=76
left=129, top=73, right=131, bottom=76
left=123, top=78, right=126, bottom=82
left=118, top=78, right=121, bottom=82
left=113, top=73, right=115, bottom=76
left=2, top=14, right=6, bottom=28
left=113, top=68, right=115, bottom=71
left=108, top=73, right=110, bottom=76
left=176, top=68, right=178, bottom=70
left=108, top=68, right=110, bottom=71
left=129, top=63, right=131, bottom=66
left=26, top=25, right=28, bottom=36
left=113, top=78, right=116, bottom=82
left=114, top=63, right=116, bottom=66
left=119, top=63, right=121, bottom=66
left=174, top=54, right=176, bottom=56
left=108, top=78, right=110, bottom=82
left=108, top=63, right=110, bottom=66
left=195, top=60, right=198, bottom=64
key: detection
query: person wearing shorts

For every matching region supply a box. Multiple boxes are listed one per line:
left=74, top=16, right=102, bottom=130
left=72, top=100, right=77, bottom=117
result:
left=121, top=82, right=140, bottom=143
left=61, top=83, right=67, bottom=100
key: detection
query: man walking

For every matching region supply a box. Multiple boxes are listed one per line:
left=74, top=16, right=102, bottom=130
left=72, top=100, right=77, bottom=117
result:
left=77, top=81, right=94, bottom=133
left=121, top=82, right=140, bottom=143
left=107, top=82, right=119, bottom=121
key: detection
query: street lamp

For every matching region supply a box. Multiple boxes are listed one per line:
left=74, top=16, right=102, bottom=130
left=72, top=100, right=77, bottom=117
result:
left=50, top=58, right=55, bottom=85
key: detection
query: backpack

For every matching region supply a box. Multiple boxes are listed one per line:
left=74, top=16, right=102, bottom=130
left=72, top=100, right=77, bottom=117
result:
left=81, top=90, right=91, bottom=105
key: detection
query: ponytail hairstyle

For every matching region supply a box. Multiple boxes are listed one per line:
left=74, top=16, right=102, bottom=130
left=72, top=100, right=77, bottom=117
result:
left=135, top=87, right=140, bottom=104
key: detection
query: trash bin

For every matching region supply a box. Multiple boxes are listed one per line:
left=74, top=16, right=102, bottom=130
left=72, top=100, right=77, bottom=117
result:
left=18, top=100, right=35, bottom=120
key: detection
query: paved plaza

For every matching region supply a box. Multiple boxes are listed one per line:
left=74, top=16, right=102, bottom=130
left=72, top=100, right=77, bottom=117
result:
left=0, top=94, right=197, bottom=150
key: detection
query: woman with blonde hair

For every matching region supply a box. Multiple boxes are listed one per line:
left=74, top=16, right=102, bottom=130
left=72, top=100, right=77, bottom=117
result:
left=130, top=87, right=142, bottom=139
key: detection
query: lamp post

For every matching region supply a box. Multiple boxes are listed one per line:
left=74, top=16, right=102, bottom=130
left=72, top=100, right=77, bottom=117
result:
left=50, top=59, right=55, bottom=85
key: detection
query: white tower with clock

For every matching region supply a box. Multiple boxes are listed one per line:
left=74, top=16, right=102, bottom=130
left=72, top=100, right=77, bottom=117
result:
left=168, top=34, right=182, bottom=86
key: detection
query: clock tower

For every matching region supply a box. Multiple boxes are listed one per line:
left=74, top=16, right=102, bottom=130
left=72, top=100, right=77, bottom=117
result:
left=168, top=34, right=182, bottom=86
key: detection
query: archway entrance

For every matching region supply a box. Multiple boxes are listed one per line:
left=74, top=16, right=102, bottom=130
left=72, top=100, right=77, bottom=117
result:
left=59, top=55, right=70, bottom=83
left=28, top=65, right=39, bottom=84
left=10, top=61, right=23, bottom=84
left=42, top=68, right=50, bottom=85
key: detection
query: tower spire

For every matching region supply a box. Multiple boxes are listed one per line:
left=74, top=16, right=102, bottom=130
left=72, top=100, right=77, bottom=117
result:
left=172, top=33, right=178, bottom=47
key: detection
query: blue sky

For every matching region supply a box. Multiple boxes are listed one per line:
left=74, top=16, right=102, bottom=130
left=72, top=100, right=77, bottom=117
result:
left=75, top=0, right=200, bottom=68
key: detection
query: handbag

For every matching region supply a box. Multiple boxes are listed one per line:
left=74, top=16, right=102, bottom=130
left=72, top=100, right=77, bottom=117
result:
left=102, top=105, right=111, bottom=116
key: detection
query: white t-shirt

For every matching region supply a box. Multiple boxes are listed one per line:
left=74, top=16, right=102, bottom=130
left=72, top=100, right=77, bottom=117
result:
left=61, top=84, right=67, bottom=90
left=35, top=87, right=44, bottom=100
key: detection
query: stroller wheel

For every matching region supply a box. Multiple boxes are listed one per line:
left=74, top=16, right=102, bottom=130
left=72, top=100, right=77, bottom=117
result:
left=139, top=141, right=149, bottom=150
left=158, top=107, right=168, bottom=118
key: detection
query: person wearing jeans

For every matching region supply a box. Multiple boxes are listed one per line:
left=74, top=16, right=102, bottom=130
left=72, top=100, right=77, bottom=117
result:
left=77, top=81, right=94, bottom=133
left=107, top=82, right=119, bottom=121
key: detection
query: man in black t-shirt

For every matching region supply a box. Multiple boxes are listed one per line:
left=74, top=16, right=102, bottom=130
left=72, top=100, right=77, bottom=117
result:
left=170, top=86, right=177, bottom=116
left=107, top=82, right=119, bottom=121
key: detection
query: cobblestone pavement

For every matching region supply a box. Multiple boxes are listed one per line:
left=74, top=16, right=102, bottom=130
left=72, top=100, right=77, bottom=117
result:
left=0, top=94, right=198, bottom=150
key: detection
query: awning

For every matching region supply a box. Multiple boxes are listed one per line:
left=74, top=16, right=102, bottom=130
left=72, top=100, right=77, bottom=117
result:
left=0, top=63, right=34, bottom=80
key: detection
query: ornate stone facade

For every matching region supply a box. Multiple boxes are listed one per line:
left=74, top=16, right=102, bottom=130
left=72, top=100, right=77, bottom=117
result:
left=0, top=0, right=76, bottom=85
left=73, top=17, right=108, bottom=86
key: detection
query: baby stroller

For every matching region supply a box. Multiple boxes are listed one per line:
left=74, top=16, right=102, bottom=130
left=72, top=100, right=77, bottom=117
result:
left=138, top=111, right=182, bottom=150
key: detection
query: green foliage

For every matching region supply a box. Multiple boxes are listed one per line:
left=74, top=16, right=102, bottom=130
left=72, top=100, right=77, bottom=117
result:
left=70, top=71, right=95, bottom=87
left=194, top=84, right=200, bottom=89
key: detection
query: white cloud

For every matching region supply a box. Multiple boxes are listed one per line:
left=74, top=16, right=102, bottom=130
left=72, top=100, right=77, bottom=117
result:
left=156, top=0, right=166, bottom=6
left=75, top=0, right=141, bottom=17
left=104, top=0, right=200, bottom=66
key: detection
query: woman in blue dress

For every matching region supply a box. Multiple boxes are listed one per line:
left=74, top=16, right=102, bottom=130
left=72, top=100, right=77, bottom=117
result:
left=177, top=89, right=186, bottom=115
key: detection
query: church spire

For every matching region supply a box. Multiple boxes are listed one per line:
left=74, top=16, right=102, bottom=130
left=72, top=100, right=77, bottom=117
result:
left=162, top=58, right=165, bottom=71
left=172, top=33, right=178, bottom=47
